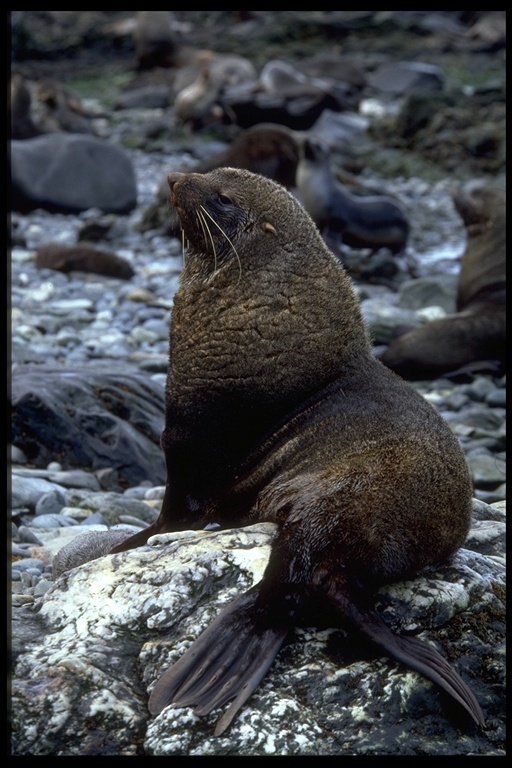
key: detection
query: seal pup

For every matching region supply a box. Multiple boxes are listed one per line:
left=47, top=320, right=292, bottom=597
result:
left=110, top=168, right=483, bottom=735
left=379, top=183, right=505, bottom=380
left=172, top=50, right=257, bottom=95
left=35, top=242, right=135, bottom=280
left=296, top=137, right=409, bottom=254
left=172, top=66, right=224, bottom=131
left=172, top=52, right=256, bottom=131
left=33, top=78, right=100, bottom=135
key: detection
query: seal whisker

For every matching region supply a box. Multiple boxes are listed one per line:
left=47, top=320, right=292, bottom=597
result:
left=199, top=204, right=242, bottom=285
left=180, top=227, right=188, bottom=267
left=197, top=208, right=219, bottom=276
left=195, top=208, right=210, bottom=253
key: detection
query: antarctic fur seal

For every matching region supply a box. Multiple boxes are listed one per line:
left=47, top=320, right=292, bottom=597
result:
left=171, top=51, right=257, bottom=131
left=379, top=183, right=505, bottom=380
left=10, top=74, right=47, bottom=141
left=139, top=124, right=300, bottom=235
left=132, top=11, right=180, bottom=70
left=191, top=123, right=300, bottom=189
left=35, top=242, right=135, bottom=280
left=296, top=137, right=409, bottom=254
left=172, top=67, right=225, bottom=131
left=110, top=167, right=483, bottom=735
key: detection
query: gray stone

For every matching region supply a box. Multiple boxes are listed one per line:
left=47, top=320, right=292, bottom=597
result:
left=485, top=389, right=506, bottom=408
left=34, top=490, right=67, bottom=516
left=11, top=557, right=46, bottom=572
left=11, top=133, right=137, bottom=214
left=28, top=513, right=79, bottom=528
left=360, top=298, right=424, bottom=344
left=466, top=453, right=506, bottom=487
left=11, top=475, right=67, bottom=512
left=368, top=61, right=444, bottom=95
left=395, top=275, right=458, bottom=313
left=68, top=492, right=160, bottom=526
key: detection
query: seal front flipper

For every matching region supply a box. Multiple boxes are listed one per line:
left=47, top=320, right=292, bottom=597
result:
left=148, top=588, right=289, bottom=736
left=323, top=576, right=485, bottom=728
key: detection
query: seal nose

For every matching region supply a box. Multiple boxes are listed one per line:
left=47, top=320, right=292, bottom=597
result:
left=168, top=172, right=184, bottom=192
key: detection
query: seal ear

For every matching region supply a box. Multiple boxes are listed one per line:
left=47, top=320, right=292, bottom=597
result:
left=263, top=222, right=277, bottom=235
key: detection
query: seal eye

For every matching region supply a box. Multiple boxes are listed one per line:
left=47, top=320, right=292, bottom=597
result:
left=218, top=194, right=233, bottom=206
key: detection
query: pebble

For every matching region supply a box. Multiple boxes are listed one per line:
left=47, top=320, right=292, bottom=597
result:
left=9, top=146, right=506, bottom=610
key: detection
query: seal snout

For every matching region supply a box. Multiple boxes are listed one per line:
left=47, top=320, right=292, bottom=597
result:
left=168, top=171, right=184, bottom=192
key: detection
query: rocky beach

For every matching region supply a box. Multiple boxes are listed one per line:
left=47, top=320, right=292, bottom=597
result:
left=10, top=11, right=505, bottom=756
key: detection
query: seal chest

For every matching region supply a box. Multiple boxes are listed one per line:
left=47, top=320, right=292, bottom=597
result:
left=110, top=167, right=483, bottom=735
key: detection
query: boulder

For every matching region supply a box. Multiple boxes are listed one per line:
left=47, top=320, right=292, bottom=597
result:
left=10, top=501, right=506, bottom=756
left=11, top=133, right=137, bottom=214
left=11, top=365, right=166, bottom=487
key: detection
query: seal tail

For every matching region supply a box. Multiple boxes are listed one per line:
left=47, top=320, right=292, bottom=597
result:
left=148, top=589, right=289, bottom=736
left=324, top=579, right=485, bottom=728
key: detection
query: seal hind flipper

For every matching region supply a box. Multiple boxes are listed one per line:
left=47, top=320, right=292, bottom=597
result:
left=376, top=630, right=486, bottom=727
left=323, top=577, right=485, bottom=728
left=148, top=589, right=288, bottom=735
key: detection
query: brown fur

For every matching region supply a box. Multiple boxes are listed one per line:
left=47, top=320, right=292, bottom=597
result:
left=192, top=123, right=300, bottom=188
left=111, top=168, right=482, bottom=734
left=33, top=78, right=99, bottom=135
left=379, top=184, right=505, bottom=379
left=35, top=243, right=134, bottom=279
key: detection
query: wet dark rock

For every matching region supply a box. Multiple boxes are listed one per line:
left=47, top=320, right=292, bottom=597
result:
left=11, top=365, right=166, bottom=487
left=370, top=91, right=505, bottom=177
left=222, top=85, right=343, bottom=132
